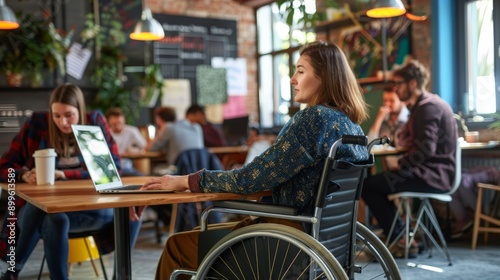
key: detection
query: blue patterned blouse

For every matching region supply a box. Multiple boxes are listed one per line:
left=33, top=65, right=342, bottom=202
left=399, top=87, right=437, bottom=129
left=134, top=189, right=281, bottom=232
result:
left=189, top=105, right=369, bottom=211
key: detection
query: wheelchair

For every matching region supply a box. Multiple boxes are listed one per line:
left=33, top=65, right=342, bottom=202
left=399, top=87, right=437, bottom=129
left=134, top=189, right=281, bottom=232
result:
left=171, top=136, right=401, bottom=280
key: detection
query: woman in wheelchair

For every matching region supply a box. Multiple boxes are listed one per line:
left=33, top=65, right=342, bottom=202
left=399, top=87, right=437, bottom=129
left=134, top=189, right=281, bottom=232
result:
left=142, top=41, right=370, bottom=279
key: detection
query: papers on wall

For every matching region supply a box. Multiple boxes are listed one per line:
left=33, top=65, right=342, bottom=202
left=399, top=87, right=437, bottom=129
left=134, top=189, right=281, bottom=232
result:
left=211, top=57, right=247, bottom=96
left=223, top=96, right=247, bottom=119
left=196, top=65, right=228, bottom=105
left=161, top=79, right=191, bottom=120
left=66, top=43, right=92, bottom=80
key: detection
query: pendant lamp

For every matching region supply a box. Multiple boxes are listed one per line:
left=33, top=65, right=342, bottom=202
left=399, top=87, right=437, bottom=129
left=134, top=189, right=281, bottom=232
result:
left=0, top=0, right=19, bottom=30
left=129, top=1, right=164, bottom=41
left=366, top=0, right=406, bottom=18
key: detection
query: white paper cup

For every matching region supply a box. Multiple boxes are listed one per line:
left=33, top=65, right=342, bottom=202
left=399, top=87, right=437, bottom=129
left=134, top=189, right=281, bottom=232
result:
left=33, top=148, right=57, bottom=185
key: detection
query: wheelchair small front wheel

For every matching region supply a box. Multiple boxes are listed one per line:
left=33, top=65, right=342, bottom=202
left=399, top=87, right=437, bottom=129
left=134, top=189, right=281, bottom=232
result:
left=196, top=223, right=348, bottom=280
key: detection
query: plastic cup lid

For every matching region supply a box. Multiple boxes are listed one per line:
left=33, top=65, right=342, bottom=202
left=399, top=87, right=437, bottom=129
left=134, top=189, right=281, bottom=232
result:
left=33, top=148, right=57, bottom=157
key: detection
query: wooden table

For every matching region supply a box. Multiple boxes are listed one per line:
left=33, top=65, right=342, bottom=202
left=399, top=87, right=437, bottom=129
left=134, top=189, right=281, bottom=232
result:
left=0, top=177, right=270, bottom=280
left=121, top=151, right=163, bottom=175
left=370, top=141, right=500, bottom=157
left=460, top=141, right=500, bottom=150
left=208, top=146, right=249, bottom=169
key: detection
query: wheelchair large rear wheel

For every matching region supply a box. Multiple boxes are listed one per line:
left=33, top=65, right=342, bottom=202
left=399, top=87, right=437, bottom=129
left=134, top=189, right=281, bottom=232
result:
left=353, top=222, right=402, bottom=280
left=196, top=223, right=348, bottom=280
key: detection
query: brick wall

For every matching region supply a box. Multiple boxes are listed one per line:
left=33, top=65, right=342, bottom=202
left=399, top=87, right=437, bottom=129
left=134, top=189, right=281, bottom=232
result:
left=410, top=0, right=433, bottom=89
left=147, top=0, right=259, bottom=122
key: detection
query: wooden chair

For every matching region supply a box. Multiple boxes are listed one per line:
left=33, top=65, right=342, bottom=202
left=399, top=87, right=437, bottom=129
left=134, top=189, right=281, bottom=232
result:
left=471, top=183, right=500, bottom=249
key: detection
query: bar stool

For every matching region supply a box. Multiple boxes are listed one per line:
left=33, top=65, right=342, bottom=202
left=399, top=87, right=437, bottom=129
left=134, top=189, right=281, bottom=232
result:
left=471, top=183, right=500, bottom=249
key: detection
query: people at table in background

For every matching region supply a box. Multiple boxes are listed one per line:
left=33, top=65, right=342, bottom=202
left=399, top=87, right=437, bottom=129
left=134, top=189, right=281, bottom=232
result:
left=147, top=106, right=204, bottom=174
left=367, top=86, right=409, bottom=171
left=185, top=104, right=227, bottom=147
left=361, top=60, right=457, bottom=257
left=106, top=107, right=147, bottom=176
left=140, top=41, right=370, bottom=279
left=0, top=84, right=143, bottom=280
left=244, top=127, right=277, bottom=165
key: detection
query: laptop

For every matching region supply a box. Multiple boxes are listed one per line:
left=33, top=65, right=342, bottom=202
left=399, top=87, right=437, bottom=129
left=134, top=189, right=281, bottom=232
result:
left=72, top=124, right=173, bottom=194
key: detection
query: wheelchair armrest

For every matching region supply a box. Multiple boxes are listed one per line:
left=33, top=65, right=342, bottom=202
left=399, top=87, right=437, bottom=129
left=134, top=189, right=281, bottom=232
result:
left=212, top=200, right=298, bottom=216
left=200, top=200, right=313, bottom=231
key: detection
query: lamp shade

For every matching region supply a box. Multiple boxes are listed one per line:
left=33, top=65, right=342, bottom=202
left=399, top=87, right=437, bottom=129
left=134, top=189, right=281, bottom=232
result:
left=129, top=7, right=164, bottom=41
left=366, top=0, right=406, bottom=18
left=0, top=0, right=19, bottom=30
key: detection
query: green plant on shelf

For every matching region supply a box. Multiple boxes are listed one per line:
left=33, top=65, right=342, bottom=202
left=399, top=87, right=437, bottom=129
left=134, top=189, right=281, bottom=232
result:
left=488, top=114, right=500, bottom=132
left=0, top=12, right=73, bottom=86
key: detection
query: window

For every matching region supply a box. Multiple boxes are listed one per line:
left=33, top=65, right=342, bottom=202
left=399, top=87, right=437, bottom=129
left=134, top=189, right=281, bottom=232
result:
left=256, top=1, right=316, bottom=127
left=462, top=0, right=500, bottom=114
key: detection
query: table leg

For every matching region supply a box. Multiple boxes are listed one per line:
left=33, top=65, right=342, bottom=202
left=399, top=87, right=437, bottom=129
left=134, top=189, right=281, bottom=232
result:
left=114, top=207, right=131, bottom=280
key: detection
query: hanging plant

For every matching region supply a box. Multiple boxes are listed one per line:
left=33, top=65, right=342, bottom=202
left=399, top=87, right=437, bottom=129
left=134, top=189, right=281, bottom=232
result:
left=81, top=3, right=139, bottom=123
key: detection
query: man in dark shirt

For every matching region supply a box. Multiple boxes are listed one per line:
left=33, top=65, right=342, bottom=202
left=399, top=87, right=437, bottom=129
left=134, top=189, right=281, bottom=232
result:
left=362, top=60, right=457, bottom=246
left=185, top=104, right=227, bottom=147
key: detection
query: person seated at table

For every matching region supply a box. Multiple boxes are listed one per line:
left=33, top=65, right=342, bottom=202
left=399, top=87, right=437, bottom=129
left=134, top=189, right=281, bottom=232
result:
left=361, top=60, right=457, bottom=258
left=185, top=104, right=227, bottom=147
left=140, top=41, right=370, bottom=279
left=0, top=84, right=143, bottom=280
left=106, top=107, right=148, bottom=176
left=244, top=127, right=277, bottom=165
left=147, top=106, right=204, bottom=174
left=367, top=86, right=409, bottom=171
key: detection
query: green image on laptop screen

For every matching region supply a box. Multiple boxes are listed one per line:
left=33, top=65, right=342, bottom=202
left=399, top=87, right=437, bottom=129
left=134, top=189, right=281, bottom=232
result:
left=73, top=126, right=120, bottom=186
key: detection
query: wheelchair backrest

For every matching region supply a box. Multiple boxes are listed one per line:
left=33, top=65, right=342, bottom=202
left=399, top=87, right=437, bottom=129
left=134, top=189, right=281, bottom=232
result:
left=310, top=136, right=374, bottom=269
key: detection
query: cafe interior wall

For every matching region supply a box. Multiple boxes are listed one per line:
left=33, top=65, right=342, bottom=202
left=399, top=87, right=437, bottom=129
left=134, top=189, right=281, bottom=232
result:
left=1, top=0, right=459, bottom=133
left=0, top=0, right=258, bottom=126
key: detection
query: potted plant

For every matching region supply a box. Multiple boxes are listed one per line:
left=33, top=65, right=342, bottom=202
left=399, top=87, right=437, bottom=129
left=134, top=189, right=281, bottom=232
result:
left=139, top=64, right=164, bottom=107
left=0, top=13, right=73, bottom=87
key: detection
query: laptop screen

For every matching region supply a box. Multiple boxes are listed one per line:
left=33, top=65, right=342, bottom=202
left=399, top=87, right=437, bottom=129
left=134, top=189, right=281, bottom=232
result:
left=72, top=124, right=123, bottom=191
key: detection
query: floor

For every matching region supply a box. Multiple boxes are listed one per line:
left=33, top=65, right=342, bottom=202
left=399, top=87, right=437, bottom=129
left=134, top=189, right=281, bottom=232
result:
left=2, top=215, right=500, bottom=280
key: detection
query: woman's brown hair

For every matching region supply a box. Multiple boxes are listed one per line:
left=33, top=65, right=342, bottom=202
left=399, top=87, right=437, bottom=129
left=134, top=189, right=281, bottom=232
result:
left=299, top=41, right=368, bottom=124
left=48, top=84, right=86, bottom=156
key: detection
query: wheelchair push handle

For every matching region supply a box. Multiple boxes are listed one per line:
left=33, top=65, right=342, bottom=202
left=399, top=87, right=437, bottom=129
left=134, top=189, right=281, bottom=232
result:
left=367, top=136, right=391, bottom=152
left=341, top=135, right=368, bottom=146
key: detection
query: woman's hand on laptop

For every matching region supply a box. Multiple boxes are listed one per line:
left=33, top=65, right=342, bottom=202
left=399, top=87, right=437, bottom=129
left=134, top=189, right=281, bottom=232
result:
left=141, top=175, right=189, bottom=192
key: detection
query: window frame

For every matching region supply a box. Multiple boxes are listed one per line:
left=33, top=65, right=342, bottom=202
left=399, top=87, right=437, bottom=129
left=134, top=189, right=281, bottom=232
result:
left=255, top=2, right=315, bottom=128
left=456, top=0, right=500, bottom=119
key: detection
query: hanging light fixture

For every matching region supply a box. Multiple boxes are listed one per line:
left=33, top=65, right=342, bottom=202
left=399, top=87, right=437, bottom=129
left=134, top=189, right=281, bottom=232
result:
left=366, top=0, right=406, bottom=18
left=129, top=1, right=164, bottom=41
left=0, top=0, right=19, bottom=30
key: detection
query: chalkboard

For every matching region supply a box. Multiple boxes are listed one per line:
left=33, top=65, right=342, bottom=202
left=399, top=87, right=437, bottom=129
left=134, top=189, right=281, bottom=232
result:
left=152, top=14, right=238, bottom=104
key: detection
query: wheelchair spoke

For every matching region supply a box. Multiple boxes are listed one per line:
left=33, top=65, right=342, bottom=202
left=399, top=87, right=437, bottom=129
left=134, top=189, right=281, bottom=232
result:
left=196, top=224, right=348, bottom=280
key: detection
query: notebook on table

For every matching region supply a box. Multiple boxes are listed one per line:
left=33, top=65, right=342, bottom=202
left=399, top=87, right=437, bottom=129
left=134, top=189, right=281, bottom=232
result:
left=72, top=124, right=174, bottom=194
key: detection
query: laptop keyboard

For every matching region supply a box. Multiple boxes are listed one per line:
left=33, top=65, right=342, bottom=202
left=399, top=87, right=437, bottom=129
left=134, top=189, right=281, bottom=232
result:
left=119, top=184, right=142, bottom=190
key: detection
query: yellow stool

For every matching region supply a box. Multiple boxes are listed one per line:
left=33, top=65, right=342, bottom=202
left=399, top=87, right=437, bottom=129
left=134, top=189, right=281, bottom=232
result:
left=68, top=236, right=101, bottom=276
left=472, top=183, right=500, bottom=249
left=38, top=235, right=108, bottom=279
